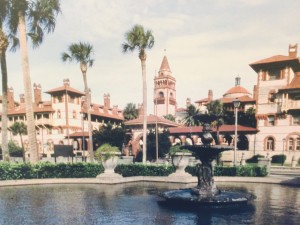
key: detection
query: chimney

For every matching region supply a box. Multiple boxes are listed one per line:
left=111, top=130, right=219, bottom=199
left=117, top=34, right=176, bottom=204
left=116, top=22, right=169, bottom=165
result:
left=289, top=44, right=298, bottom=58
left=104, top=93, right=110, bottom=109
left=138, top=103, right=144, bottom=117
left=208, top=89, right=213, bottom=102
left=235, top=76, right=241, bottom=86
left=7, top=87, right=14, bottom=109
left=112, top=105, right=118, bottom=115
left=19, top=94, right=25, bottom=103
left=63, top=78, right=70, bottom=86
left=33, top=83, right=42, bottom=105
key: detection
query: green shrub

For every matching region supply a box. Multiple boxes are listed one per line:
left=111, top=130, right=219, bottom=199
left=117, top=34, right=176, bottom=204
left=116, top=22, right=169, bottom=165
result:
left=186, top=165, right=267, bottom=177
left=246, top=154, right=265, bottom=163
left=115, top=164, right=175, bottom=177
left=0, top=162, right=103, bottom=180
left=8, top=141, right=23, bottom=157
left=271, top=154, right=286, bottom=164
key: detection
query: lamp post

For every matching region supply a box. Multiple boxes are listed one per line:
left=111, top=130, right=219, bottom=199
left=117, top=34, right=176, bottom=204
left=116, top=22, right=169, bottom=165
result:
left=233, top=98, right=240, bottom=166
left=282, top=138, right=286, bottom=166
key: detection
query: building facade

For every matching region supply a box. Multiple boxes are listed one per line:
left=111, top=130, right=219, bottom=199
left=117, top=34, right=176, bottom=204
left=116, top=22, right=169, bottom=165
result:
left=250, top=44, right=300, bottom=162
left=0, top=79, right=123, bottom=158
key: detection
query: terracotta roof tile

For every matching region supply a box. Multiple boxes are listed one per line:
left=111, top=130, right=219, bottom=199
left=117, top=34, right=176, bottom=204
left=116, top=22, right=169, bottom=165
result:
left=250, top=55, right=296, bottom=65
left=169, top=125, right=258, bottom=134
left=220, top=96, right=255, bottom=104
left=125, top=114, right=179, bottom=127
left=45, top=85, right=85, bottom=95
left=159, top=56, right=171, bottom=72
left=195, top=97, right=210, bottom=103
left=223, top=86, right=250, bottom=96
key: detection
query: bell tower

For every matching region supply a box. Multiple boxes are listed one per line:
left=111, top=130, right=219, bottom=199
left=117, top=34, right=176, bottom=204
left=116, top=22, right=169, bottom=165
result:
left=154, top=55, right=177, bottom=117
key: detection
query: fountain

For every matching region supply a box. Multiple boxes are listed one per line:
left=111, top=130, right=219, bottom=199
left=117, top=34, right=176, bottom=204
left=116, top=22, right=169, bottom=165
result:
left=160, top=124, right=256, bottom=209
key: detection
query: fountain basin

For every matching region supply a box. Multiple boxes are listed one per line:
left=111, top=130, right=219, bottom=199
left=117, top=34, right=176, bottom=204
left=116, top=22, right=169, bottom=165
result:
left=160, top=188, right=256, bottom=209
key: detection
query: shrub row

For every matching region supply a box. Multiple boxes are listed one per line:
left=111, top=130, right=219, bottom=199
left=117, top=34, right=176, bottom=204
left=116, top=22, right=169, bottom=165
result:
left=0, top=162, right=103, bottom=180
left=0, top=162, right=267, bottom=180
left=115, top=164, right=175, bottom=177
left=185, top=165, right=267, bottom=177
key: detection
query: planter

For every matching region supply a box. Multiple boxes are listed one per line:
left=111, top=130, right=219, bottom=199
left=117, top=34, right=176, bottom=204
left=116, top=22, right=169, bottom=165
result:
left=97, top=152, right=122, bottom=179
left=168, top=152, right=192, bottom=178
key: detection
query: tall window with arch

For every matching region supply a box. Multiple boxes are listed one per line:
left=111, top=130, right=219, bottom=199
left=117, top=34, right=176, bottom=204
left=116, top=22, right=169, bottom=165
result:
left=266, top=137, right=275, bottom=151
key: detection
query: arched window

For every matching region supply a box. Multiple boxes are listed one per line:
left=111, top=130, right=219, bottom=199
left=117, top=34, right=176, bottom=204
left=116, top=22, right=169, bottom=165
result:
left=266, top=137, right=274, bottom=151
left=237, top=135, right=249, bottom=150
left=159, top=92, right=164, bottom=98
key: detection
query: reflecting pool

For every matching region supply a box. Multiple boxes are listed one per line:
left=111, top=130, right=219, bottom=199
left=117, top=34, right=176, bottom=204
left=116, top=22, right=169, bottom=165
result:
left=0, top=182, right=299, bottom=225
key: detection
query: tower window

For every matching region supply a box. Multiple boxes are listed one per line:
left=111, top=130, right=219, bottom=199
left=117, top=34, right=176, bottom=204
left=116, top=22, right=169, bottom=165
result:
left=159, top=92, right=164, bottom=98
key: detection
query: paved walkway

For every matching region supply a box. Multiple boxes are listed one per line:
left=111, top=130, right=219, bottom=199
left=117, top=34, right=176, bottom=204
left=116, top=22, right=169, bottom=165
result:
left=0, top=174, right=299, bottom=187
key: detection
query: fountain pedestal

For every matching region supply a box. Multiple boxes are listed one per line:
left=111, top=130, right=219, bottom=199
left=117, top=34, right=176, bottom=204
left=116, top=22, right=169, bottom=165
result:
left=160, top=124, right=256, bottom=209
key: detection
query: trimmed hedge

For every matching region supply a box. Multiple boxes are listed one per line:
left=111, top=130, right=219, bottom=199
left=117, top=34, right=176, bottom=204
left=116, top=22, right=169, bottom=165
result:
left=0, top=162, right=267, bottom=180
left=271, top=154, right=286, bottom=164
left=0, top=162, right=103, bottom=180
left=186, top=165, right=267, bottom=177
left=115, top=164, right=175, bottom=177
left=246, top=154, right=265, bottom=163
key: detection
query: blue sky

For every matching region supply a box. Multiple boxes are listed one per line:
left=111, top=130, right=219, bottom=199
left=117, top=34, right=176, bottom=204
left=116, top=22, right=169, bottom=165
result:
left=5, top=0, right=300, bottom=114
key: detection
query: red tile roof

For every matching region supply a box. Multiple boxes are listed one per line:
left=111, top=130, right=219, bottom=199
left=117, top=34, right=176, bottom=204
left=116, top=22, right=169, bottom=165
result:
left=250, top=55, right=296, bottom=65
left=195, top=97, right=210, bottom=103
left=159, top=56, right=171, bottom=72
left=223, top=86, right=250, bottom=96
left=125, top=114, right=180, bottom=127
left=220, top=96, right=255, bottom=104
left=68, top=131, right=89, bottom=138
left=45, top=85, right=85, bottom=95
left=250, top=55, right=300, bottom=72
left=7, top=103, right=55, bottom=115
left=169, top=125, right=258, bottom=134
left=280, top=73, right=300, bottom=90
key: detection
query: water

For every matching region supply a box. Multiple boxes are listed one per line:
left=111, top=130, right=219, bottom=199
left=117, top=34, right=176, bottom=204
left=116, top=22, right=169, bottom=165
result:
left=0, top=182, right=299, bottom=225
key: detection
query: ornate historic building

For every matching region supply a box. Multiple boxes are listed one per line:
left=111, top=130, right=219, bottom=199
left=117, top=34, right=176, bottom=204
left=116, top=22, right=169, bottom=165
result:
left=250, top=44, right=300, bottom=162
left=154, top=55, right=177, bottom=117
left=0, top=79, right=123, bottom=158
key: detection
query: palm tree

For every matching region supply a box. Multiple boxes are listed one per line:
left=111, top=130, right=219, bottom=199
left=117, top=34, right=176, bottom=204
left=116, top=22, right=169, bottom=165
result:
left=123, top=103, right=139, bottom=121
left=163, top=114, right=176, bottom=122
left=183, top=104, right=201, bottom=127
left=206, top=100, right=224, bottom=144
left=0, top=28, right=10, bottom=162
left=10, top=121, right=27, bottom=162
left=122, top=24, right=155, bottom=163
left=4, top=0, right=61, bottom=163
left=62, top=42, right=95, bottom=162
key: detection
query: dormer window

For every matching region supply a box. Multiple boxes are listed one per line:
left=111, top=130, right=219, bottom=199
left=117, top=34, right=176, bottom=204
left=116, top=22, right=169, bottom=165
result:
left=268, top=68, right=281, bottom=80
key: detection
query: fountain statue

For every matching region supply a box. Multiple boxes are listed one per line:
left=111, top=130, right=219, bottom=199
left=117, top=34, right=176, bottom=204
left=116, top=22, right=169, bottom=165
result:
left=160, top=124, right=256, bottom=209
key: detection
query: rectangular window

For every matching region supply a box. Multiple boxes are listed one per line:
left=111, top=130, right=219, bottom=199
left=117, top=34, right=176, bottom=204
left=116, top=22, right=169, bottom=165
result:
left=268, top=116, right=275, bottom=126
left=57, top=96, right=63, bottom=103
left=268, top=68, right=281, bottom=80
left=70, top=96, right=75, bottom=103
left=293, top=116, right=300, bottom=125
left=288, top=139, right=293, bottom=151
left=296, top=139, right=300, bottom=151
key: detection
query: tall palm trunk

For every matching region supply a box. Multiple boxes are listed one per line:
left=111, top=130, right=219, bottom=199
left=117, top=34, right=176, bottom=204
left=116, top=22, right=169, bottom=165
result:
left=140, top=56, right=147, bottom=163
left=19, top=133, right=26, bottom=162
left=0, top=30, right=10, bottom=161
left=81, top=63, right=94, bottom=162
left=18, top=11, right=39, bottom=163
